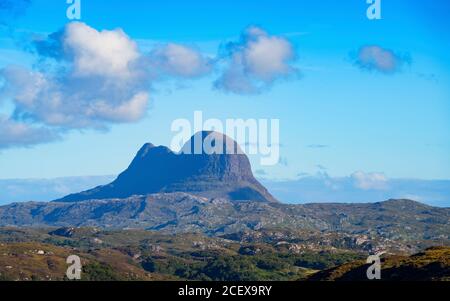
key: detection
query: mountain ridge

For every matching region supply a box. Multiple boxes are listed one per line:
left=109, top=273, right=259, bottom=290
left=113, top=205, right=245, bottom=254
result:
left=1, top=194, right=448, bottom=254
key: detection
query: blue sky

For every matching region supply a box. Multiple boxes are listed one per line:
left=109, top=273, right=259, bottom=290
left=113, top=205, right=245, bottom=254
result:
left=0, top=0, right=449, bottom=187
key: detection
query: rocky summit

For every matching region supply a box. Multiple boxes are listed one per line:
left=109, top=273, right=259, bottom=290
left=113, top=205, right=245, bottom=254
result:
left=56, top=131, right=277, bottom=203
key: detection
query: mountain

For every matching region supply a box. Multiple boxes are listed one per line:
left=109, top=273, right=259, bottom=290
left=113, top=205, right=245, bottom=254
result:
left=56, top=131, right=277, bottom=203
left=1, top=132, right=448, bottom=254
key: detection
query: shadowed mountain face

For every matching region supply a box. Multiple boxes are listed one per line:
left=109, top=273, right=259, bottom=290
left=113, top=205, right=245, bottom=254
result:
left=56, top=131, right=278, bottom=203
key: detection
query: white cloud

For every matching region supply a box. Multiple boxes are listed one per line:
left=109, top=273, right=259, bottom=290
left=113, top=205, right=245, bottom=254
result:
left=64, top=22, right=140, bottom=79
left=147, top=43, right=212, bottom=78
left=0, top=23, right=216, bottom=136
left=351, top=171, right=388, bottom=190
left=215, top=26, right=298, bottom=94
left=0, top=115, right=60, bottom=148
left=244, top=29, right=295, bottom=81
left=1, top=64, right=149, bottom=128
left=0, top=23, right=301, bottom=148
left=0, top=22, right=219, bottom=148
left=352, top=45, right=411, bottom=74
left=0, top=22, right=152, bottom=131
left=90, top=91, right=149, bottom=123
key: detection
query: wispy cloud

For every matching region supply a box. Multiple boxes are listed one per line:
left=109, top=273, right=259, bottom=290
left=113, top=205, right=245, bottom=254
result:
left=417, top=72, right=438, bottom=83
left=307, top=144, right=329, bottom=149
left=316, top=164, right=327, bottom=171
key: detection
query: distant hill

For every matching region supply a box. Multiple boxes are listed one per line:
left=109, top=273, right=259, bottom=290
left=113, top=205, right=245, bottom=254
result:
left=308, top=246, right=450, bottom=281
left=55, top=131, right=277, bottom=203
left=0, top=195, right=448, bottom=253
left=261, top=177, right=450, bottom=207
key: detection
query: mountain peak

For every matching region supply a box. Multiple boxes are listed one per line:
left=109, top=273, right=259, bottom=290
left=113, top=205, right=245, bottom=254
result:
left=56, top=131, right=278, bottom=203
left=180, top=131, right=244, bottom=155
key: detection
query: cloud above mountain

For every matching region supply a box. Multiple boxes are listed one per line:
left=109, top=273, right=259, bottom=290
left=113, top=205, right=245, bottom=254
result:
left=215, top=26, right=298, bottom=94
left=2, top=22, right=152, bottom=131
left=0, top=23, right=299, bottom=149
left=351, top=45, right=411, bottom=74
left=0, top=23, right=213, bottom=148
left=65, top=22, right=141, bottom=79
